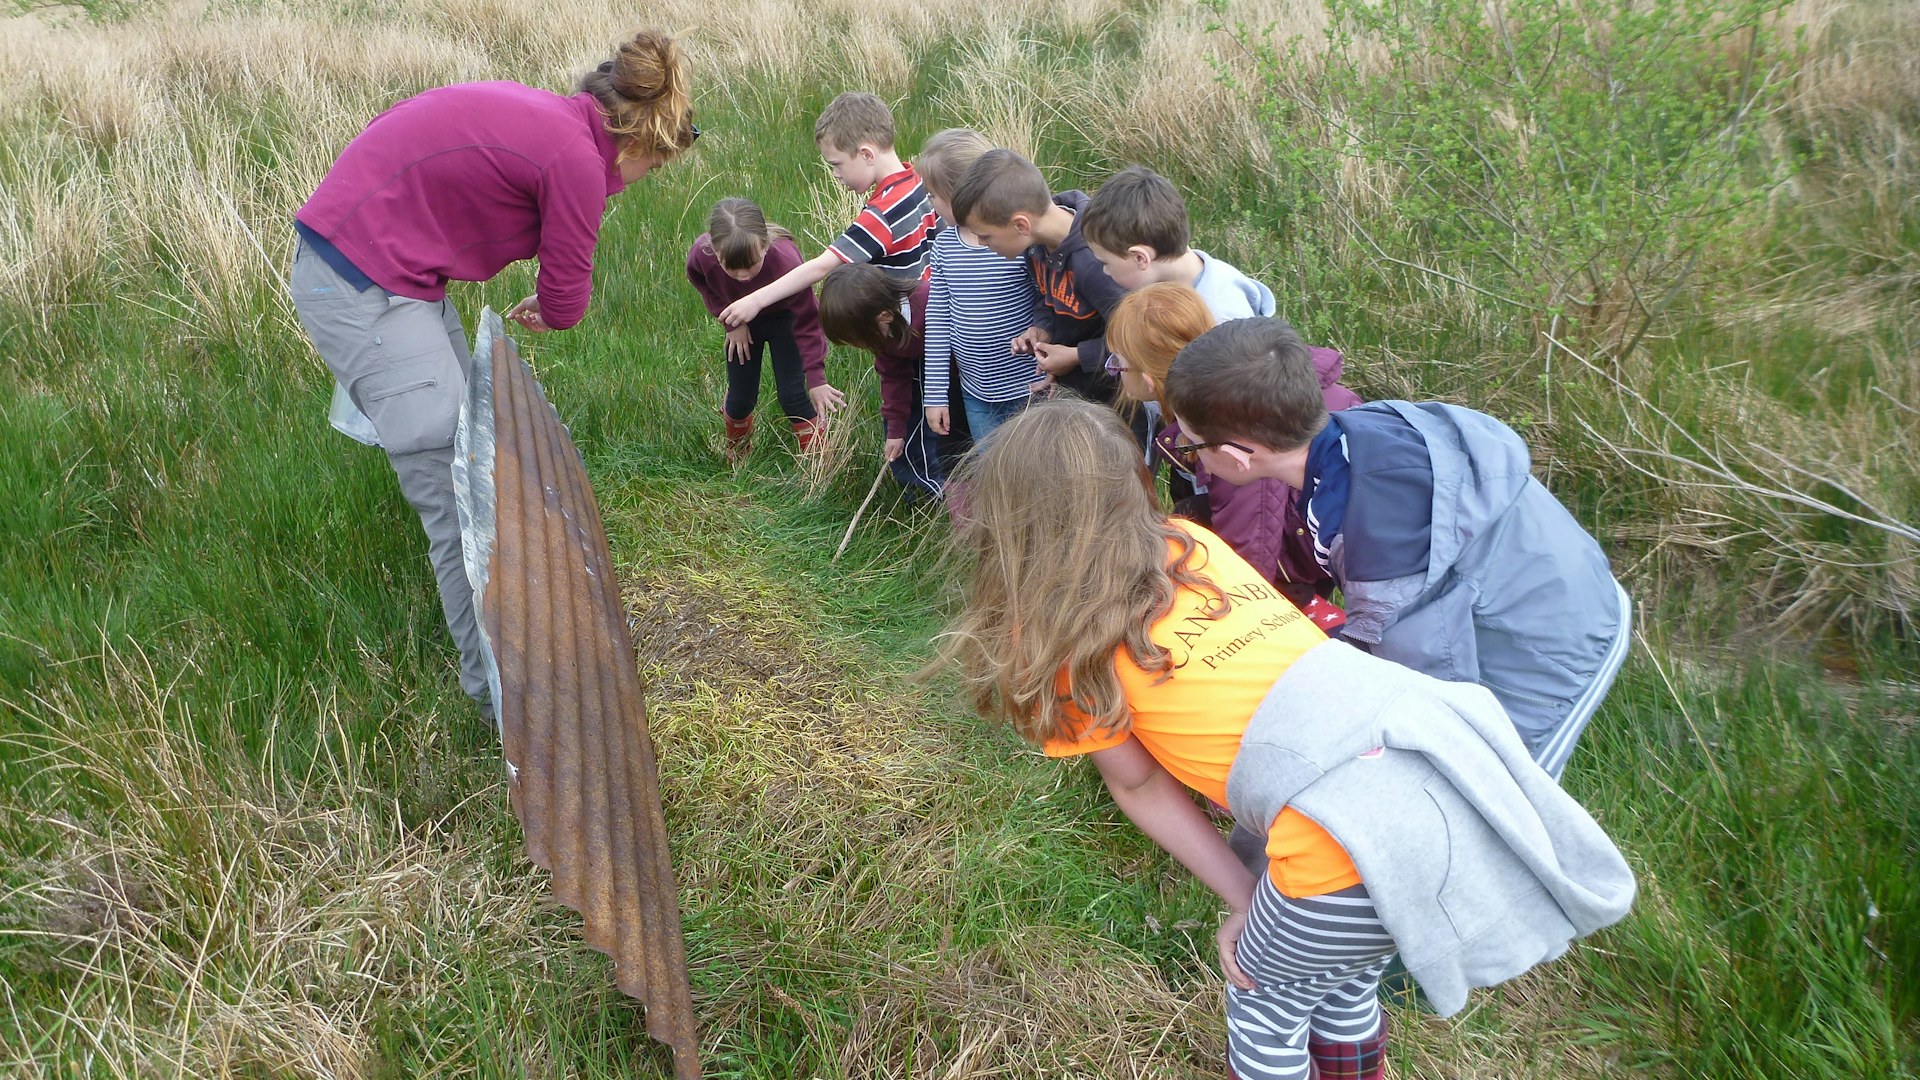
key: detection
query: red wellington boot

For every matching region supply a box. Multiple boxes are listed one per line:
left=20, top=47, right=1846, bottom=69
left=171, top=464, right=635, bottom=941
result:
left=722, top=410, right=754, bottom=462
left=791, top=416, right=823, bottom=454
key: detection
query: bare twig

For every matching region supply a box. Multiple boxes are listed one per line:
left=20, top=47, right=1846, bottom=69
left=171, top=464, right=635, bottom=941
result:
left=1870, top=386, right=1920, bottom=416
left=834, top=458, right=892, bottom=563
left=1550, top=330, right=1920, bottom=547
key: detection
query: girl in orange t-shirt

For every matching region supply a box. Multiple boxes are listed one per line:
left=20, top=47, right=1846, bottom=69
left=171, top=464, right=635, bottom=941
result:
left=932, top=399, right=1394, bottom=1080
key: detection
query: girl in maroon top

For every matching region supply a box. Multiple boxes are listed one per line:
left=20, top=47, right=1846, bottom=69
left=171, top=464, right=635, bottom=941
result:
left=817, top=263, right=962, bottom=502
left=687, top=198, right=846, bottom=461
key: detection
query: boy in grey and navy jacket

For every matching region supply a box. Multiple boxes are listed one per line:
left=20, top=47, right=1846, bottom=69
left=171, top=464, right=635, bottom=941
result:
left=1165, top=317, right=1633, bottom=779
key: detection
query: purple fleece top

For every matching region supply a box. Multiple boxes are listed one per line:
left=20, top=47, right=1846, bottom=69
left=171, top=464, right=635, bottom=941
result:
left=1157, top=346, right=1363, bottom=594
left=685, top=234, right=828, bottom=388
left=296, top=82, right=627, bottom=330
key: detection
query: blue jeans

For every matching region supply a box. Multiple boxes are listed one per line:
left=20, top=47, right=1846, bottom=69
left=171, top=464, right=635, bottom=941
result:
left=961, top=392, right=1029, bottom=445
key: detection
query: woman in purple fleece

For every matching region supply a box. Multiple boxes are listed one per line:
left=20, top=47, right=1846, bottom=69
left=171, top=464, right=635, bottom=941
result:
left=288, top=29, right=697, bottom=722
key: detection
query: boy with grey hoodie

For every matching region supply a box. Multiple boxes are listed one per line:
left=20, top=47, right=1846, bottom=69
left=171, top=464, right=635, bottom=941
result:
left=1165, top=316, right=1632, bottom=778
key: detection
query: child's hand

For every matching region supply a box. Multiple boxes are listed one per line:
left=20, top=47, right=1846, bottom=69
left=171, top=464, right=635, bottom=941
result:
left=924, top=406, right=950, bottom=435
left=724, top=325, right=753, bottom=363
left=506, top=295, right=552, bottom=333
left=719, top=295, right=763, bottom=328
left=1217, top=907, right=1258, bottom=991
left=809, top=383, right=846, bottom=416
left=1032, top=341, right=1079, bottom=375
left=883, top=437, right=905, bottom=462
left=1009, top=325, right=1049, bottom=355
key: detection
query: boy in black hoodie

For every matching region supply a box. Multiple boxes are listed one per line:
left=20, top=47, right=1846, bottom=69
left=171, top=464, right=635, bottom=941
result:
left=951, top=149, right=1128, bottom=402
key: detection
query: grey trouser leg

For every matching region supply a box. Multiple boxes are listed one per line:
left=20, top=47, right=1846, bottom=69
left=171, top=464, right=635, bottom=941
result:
left=389, top=441, right=490, bottom=708
left=289, top=237, right=491, bottom=714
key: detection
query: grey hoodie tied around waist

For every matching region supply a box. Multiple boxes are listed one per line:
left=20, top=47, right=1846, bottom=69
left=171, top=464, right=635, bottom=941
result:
left=1226, top=640, right=1636, bottom=1017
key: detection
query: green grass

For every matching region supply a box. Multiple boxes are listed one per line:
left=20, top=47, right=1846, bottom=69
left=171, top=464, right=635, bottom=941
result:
left=1, top=0, right=1916, bottom=1076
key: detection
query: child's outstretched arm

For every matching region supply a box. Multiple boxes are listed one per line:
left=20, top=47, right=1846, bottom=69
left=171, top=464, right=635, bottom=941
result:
left=718, top=250, right=840, bottom=327
left=1090, top=739, right=1260, bottom=990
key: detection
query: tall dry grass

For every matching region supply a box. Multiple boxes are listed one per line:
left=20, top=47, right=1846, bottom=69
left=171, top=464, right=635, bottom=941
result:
left=1, top=642, right=548, bottom=1078
left=0, top=3, right=533, bottom=335
left=0, top=0, right=1148, bottom=337
left=0, top=0, right=1129, bottom=357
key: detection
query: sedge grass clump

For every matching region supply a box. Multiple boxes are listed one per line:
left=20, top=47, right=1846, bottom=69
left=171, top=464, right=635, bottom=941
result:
left=0, top=640, right=556, bottom=1078
left=1057, top=7, right=1288, bottom=191
left=931, top=30, right=1060, bottom=161
left=793, top=394, right=862, bottom=498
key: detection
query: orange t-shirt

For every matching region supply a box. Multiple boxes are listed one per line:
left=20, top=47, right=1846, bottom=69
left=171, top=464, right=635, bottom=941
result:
left=1043, top=521, right=1363, bottom=897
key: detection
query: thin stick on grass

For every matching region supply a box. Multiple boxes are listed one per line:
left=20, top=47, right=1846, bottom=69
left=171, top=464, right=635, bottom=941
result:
left=834, top=457, right=891, bottom=563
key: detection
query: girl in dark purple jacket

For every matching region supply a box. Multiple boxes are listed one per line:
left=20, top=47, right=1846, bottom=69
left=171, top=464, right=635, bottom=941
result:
left=688, top=198, right=846, bottom=461
left=1107, top=283, right=1361, bottom=625
left=817, top=263, right=963, bottom=502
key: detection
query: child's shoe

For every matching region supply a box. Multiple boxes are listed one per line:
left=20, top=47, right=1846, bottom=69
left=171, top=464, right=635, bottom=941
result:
left=791, top=416, right=822, bottom=453
left=722, top=410, right=754, bottom=463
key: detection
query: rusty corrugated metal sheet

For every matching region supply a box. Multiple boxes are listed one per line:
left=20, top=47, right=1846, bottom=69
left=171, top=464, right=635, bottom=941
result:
left=457, top=312, right=700, bottom=1078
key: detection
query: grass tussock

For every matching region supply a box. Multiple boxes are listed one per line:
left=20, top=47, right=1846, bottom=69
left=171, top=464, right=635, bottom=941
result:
left=1, top=641, right=552, bottom=1078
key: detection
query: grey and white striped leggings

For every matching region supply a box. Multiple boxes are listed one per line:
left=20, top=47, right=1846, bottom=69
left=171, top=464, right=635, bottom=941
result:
left=1227, top=877, right=1396, bottom=1080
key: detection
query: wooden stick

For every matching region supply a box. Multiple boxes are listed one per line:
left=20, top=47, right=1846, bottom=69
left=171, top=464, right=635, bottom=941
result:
left=834, top=457, right=892, bottom=563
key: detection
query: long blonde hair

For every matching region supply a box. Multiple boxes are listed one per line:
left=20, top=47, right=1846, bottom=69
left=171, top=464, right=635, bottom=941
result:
left=932, top=399, right=1228, bottom=744
left=1106, top=282, right=1216, bottom=416
left=578, top=29, right=696, bottom=162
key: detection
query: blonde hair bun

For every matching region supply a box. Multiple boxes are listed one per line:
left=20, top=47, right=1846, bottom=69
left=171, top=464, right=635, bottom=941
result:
left=580, top=29, right=695, bottom=161
left=610, top=30, right=681, bottom=105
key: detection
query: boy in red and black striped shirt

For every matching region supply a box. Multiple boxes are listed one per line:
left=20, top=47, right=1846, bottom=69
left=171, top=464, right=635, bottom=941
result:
left=719, top=92, right=938, bottom=328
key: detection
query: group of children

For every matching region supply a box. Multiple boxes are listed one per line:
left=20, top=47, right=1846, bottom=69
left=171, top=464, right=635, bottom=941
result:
left=686, top=92, right=1639, bottom=1080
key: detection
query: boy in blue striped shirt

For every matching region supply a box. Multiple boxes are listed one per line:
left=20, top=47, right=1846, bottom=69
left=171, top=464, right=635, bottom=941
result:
left=916, top=130, right=1048, bottom=444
